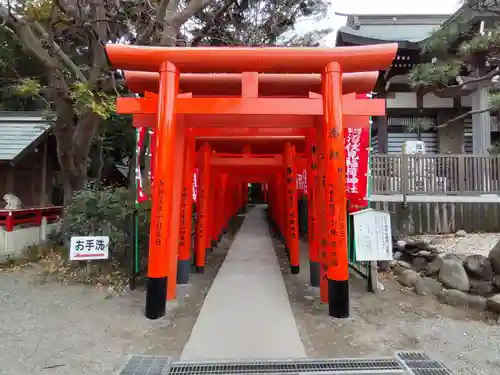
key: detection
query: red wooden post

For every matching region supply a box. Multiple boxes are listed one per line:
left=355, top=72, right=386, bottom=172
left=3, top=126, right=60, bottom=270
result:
left=145, top=61, right=179, bottom=320
left=322, top=62, right=349, bottom=318
left=6, top=212, right=14, bottom=232
left=315, top=117, right=329, bottom=304
left=306, top=133, right=320, bottom=287
left=284, top=142, right=299, bottom=274
left=195, top=143, right=211, bottom=273
left=177, top=131, right=195, bottom=285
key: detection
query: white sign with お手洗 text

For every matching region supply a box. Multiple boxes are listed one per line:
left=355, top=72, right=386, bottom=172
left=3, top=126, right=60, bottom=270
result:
left=70, top=236, right=110, bottom=261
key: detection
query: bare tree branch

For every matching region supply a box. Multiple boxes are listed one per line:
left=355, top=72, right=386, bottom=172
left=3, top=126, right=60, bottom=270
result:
left=31, top=21, right=88, bottom=82
left=437, top=108, right=491, bottom=128
left=434, top=66, right=500, bottom=97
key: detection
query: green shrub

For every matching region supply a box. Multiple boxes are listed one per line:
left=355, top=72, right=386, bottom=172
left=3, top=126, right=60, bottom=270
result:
left=62, top=186, right=151, bottom=270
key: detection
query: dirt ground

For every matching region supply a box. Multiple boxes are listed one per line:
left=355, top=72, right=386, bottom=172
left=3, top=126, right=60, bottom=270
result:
left=0, top=216, right=244, bottom=375
left=274, top=237, right=500, bottom=375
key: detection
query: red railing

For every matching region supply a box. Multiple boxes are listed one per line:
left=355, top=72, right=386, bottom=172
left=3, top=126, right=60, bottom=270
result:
left=0, top=207, right=63, bottom=232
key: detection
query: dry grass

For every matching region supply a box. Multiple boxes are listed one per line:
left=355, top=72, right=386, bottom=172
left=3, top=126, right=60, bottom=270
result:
left=0, top=244, right=129, bottom=296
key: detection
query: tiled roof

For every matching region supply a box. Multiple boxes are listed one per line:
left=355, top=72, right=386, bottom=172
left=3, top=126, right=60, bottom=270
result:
left=336, top=14, right=451, bottom=44
left=0, top=112, right=50, bottom=162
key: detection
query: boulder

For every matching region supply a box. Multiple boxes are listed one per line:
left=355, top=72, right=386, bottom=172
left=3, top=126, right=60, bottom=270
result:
left=397, top=269, right=420, bottom=287
left=488, top=240, right=500, bottom=275
left=469, top=279, right=494, bottom=296
left=463, top=254, right=494, bottom=281
left=417, top=250, right=432, bottom=258
left=395, top=240, right=407, bottom=251
left=414, top=277, right=443, bottom=296
left=443, top=253, right=467, bottom=263
left=439, top=289, right=486, bottom=311
left=397, top=260, right=413, bottom=269
left=412, top=257, right=428, bottom=273
left=425, top=258, right=444, bottom=277
left=415, top=239, right=430, bottom=250
left=455, top=230, right=467, bottom=237
left=438, top=260, right=470, bottom=292
left=392, top=265, right=407, bottom=276
left=486, top=294, right=500, bottom=313
left=493, top=275, right=500, bottom=291
left=405, top=239, right=418, bottom=251
left=393, top=251, right=403, bottom=261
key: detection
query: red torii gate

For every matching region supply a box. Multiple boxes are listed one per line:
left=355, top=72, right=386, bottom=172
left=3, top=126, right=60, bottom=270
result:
left=106, top=43, right=397, bottom=320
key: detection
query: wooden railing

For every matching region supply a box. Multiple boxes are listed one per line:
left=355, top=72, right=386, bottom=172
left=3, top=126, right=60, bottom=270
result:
left=0, top=207, right=63, bottom=232
left=371, top=154, right=500, bottom=195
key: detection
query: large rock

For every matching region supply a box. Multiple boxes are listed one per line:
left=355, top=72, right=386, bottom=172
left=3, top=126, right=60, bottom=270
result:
left=412, top=257, right=428, bottom=273
left=397, top=260, right=413, bottom=269
left=463, top=254, right=494, bottom=281
left=392, top=264, right=408, bottom=276
left=469, top=279, right=494, bottom=296
left=397, top=269, right=420, bottom=287
left=414, top=277, right=443, bottom=296
left=395, top=240, right=407, bottom=252
left=443, top=253, right=468, bottom=263
left=425, top=257, right=444, bottom=277
left=493, top=276, right=500, bottom=291
left=455, top=230, right=467, bottom=237
left=415, top=239, right=430, bottom=250
left=488, top=240, right=500, bottom=275
left=486, top=294, right=500, bottom=313
left=438, top=260, right=470, bottom=292
left=439, top=289, right=486, bottom=311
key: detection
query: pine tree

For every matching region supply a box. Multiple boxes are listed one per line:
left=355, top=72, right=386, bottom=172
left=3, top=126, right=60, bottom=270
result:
left=408, top=0, right=500, bottom=131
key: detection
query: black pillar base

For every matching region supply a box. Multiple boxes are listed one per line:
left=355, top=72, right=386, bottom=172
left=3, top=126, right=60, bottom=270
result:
left=218, top=233, right=223, bottom=241
left=196, top=265, right=205, bottom=273
left=328, top=279, right=350, bottom=318
left=211, top=239, right=218, bottom=248
left=177, top=260, right=190, bottom=284
left=290, top=265, right=300, bottom=274
left=309, top=261, right=320, bottom=287
left=145, top=277, right=167, bottom=320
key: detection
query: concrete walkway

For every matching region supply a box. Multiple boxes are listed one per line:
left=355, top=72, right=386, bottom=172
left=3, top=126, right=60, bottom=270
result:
left=181, top=206, right=306, bottom=360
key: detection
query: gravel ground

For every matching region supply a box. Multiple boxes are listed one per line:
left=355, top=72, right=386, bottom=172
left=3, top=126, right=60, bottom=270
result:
left=413, top=232, right=500, bottom=258
left=275, top=238, right=500, bottom=375
left=0, top=216, right=245, bottom=375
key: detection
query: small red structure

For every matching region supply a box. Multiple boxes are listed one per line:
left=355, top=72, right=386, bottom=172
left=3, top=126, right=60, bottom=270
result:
left=106, top=43, right=397, bottom=320
left=0, top=207, right=62, bottom=232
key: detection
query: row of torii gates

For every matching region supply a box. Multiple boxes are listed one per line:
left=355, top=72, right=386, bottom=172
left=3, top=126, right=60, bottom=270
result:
left=105, top=43, right=398, bottom=320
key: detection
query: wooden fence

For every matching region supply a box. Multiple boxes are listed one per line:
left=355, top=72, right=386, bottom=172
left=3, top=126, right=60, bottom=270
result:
left=371, top=154, right=500, bottom=195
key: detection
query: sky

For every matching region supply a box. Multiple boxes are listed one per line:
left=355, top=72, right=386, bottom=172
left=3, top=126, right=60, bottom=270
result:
left=296, top=0, right=463, bottom=46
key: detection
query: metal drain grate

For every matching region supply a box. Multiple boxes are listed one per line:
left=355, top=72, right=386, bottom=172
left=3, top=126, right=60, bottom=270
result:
left=118, top=352, right=455, bottom=375
left=119, top=355, right=172, bottom=375
left=396, top=352, right=453, bottom=375
left=168, top=358, right=405, bottom=374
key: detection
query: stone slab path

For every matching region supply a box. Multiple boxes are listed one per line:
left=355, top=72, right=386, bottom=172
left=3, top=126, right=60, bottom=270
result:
left=180, top=206, right=306, bottom=360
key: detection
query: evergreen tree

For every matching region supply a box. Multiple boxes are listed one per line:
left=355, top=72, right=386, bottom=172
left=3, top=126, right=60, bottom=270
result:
left=408, top=0, right=500, bottom=130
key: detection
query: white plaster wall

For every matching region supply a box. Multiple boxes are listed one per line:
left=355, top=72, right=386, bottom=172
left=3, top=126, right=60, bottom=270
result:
left=0, top=222, right=61, bottom=261
left=386, top=92, right=417, bottom=108
left=461, top=94, right=473, bottom=107
left=423, top=93, right=453, bottom=108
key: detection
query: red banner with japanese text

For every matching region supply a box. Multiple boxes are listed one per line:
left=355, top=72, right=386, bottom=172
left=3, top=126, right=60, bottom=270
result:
left=344, top=93, right=371, bottom=212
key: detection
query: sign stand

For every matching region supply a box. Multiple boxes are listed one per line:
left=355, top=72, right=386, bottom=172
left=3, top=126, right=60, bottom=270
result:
left=350, top=208, right=392, bottom=293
